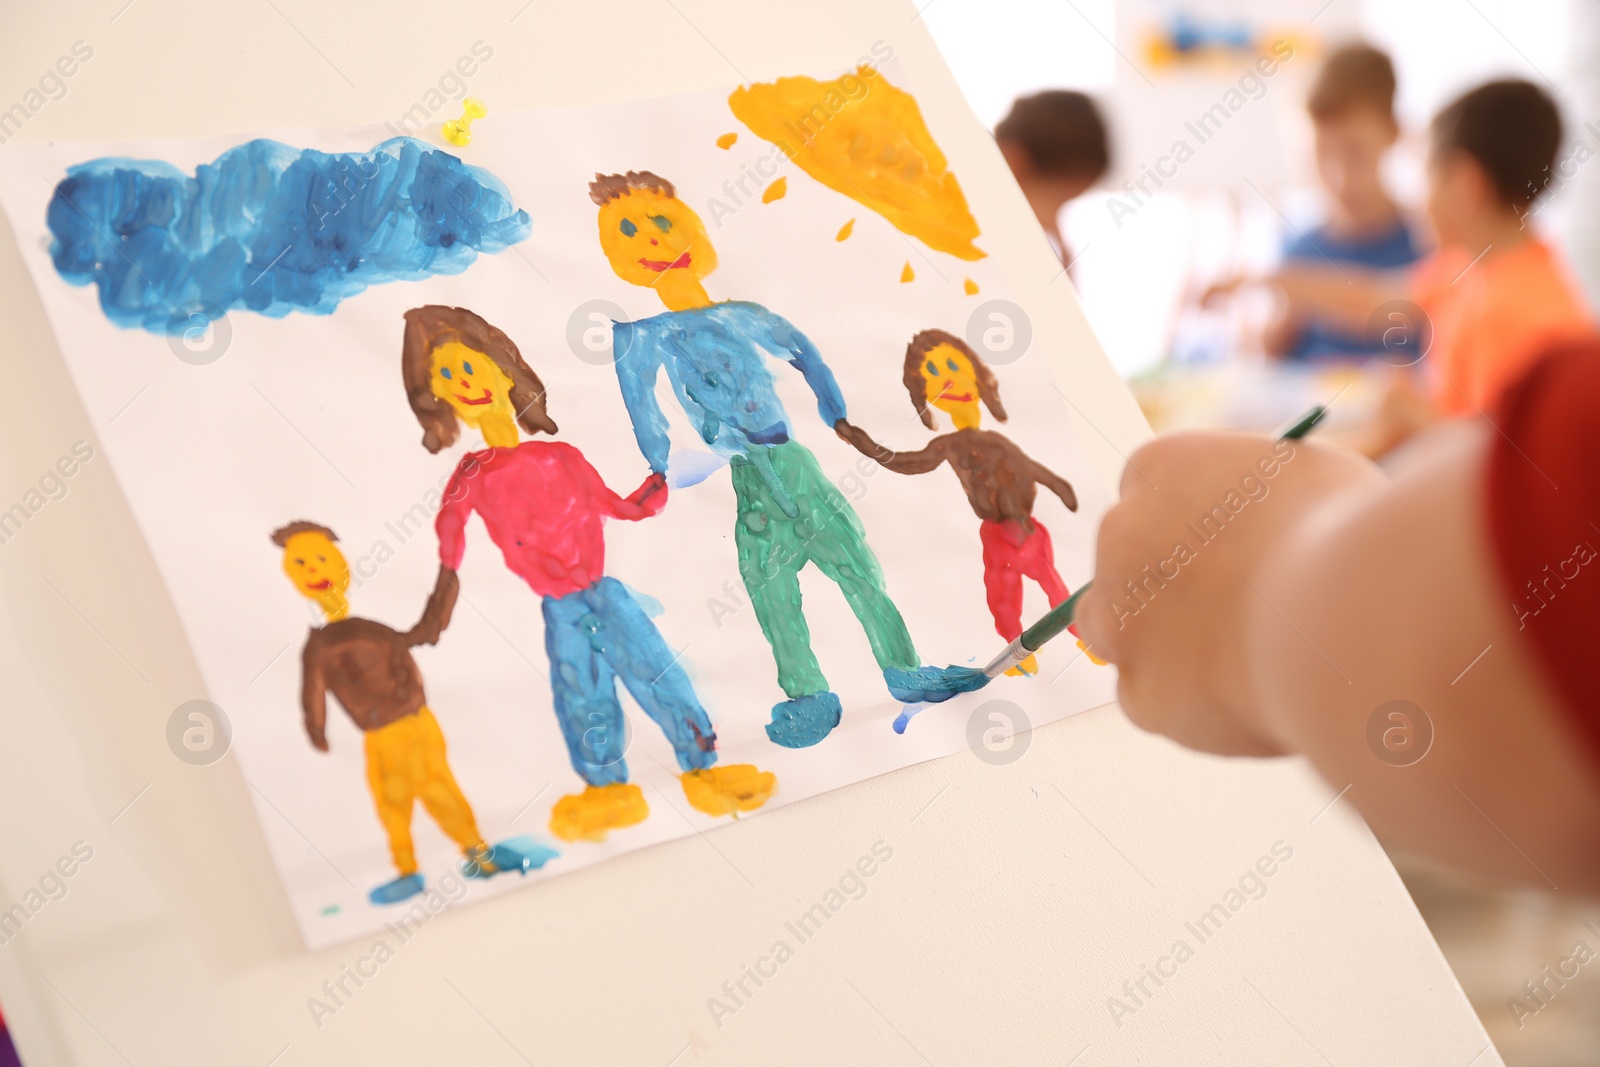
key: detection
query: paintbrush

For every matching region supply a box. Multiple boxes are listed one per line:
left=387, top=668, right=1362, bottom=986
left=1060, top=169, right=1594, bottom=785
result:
left=971, top=404, right=1329, bottom=683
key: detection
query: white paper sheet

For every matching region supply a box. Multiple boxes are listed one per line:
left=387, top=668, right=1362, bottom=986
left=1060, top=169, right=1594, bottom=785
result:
left=0, top=66, right=1117, bottom=948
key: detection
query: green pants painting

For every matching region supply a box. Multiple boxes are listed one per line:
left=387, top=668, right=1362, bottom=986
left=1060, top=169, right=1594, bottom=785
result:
left=731, top=440, right=940, bottom=747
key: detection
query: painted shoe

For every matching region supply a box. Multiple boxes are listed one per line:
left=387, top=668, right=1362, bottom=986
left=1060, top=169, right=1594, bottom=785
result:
left=883, top=665, right=987, bottom=704
left=681, top=764, right=777, bottom=818
left=548, top=782, right=650, bottom=844
left=766, top=692, right=843, bottom=748
left=1005, top=653, right=1040, bottom=677
left=368, top=873, right=425, bottom=906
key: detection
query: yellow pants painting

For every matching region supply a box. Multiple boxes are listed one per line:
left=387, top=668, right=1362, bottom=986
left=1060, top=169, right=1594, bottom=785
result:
left=363, top=707, right=485, bottom=876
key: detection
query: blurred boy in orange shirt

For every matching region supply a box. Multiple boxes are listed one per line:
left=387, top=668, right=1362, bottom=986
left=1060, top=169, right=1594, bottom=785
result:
left=1209, top=78, right=1591, bottom=449
left=1409, top=81, right=1590, bottom=416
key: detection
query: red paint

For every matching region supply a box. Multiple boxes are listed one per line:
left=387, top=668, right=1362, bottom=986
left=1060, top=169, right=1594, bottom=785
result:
left=436, top=441, right=666, bottom=599
left=638, top=252, right=692, bottom=271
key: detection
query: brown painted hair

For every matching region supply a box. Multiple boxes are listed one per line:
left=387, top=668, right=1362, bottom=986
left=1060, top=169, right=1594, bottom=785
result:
left=902, top=329, right=1007, bottom=429
left=401, top=305, right=557, bottom=454
left=271, top=520, right=337, bottom=547
left=588, top=170, right=677, bottom=206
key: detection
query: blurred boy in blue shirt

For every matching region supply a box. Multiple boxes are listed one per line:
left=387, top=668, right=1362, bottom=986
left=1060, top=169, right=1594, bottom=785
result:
left=1270, top=43, right=1421, bottom=360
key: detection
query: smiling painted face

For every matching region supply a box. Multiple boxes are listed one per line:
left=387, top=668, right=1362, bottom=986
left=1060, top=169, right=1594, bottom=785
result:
left=281, top=530, right=351, bottom=620
left=428, top=341, right=519, bottom=444
left=919, top=342, right=983, bottom=429
left=596, top=188, right=717, bottom=297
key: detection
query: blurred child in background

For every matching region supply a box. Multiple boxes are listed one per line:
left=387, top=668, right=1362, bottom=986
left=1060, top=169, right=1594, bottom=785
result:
left=1269, top=43, right=1421, bottom=360
left=995, top=89, right=1110, bottom=277
left=1209, top=77, right=1591, bottom=454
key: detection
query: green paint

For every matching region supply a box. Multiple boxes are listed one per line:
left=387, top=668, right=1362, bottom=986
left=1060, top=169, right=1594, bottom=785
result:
left=729, top=441, right=917, bottom=697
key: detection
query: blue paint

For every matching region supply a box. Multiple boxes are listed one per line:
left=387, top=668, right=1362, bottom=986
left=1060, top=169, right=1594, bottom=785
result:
left=766, top=691, right=843, bottom=748
left=611, top=302, right=848, bottom=476
left=891, top=705, right=921, bottom=734
left=666, top=448, right=727, bottom=489
left=883, top=665, right=988, bottom=704
left=619, top=217, right=637, bottom=237
left=48, top=137, right=531, bottom=334
left=542, top=576, right=717, bottom=784
left=368, top=872, right=426, bottom=906
left=474, top=835, right=559, bottom=876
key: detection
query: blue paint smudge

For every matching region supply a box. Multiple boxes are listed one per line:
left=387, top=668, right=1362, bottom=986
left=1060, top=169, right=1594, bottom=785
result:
left=48, top=137, right=531, bottom=334
left=487, top=835, right=560, bottom=873
left=883, top=665, right=988, bottom=704
left=892, top=705, right=920, bottom=734
left=666, top=448, right=727, bottom=489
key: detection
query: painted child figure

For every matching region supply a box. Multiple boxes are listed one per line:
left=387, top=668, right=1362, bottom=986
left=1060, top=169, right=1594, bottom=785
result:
left=589, top=171, right=983, bottom=749
left=835, top=330, right=1087, bottom=676
left=273, top=521, right=544, bottom=906
left=402, top=306, right=775, bottom=844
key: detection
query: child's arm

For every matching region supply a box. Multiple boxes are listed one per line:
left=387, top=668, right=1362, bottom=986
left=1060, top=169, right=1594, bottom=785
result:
left=300, top=643, right=330, bottom=752
left=834, top=419, right=947, bottom=474
left=1075, top=426, right=1600, bottom=890
left=1205, top=265, right=1408, bottom=334
left=1026, top=456, right=1079, bottom=512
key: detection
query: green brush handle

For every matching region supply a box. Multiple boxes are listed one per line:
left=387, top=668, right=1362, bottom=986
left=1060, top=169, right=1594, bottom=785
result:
left=1020, top=585, right=1088, bottom=652
left=1015, top=404, right=1326, bottom=655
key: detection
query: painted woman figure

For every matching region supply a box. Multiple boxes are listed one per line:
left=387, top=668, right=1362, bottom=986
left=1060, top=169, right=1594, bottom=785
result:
left=835, top=329, right=1083, bottom=676
left=401, top=305, right=774, bottom=843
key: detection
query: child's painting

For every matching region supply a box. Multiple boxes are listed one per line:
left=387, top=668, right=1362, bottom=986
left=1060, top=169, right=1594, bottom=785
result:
left=0, top=61, right=1116, bottom=947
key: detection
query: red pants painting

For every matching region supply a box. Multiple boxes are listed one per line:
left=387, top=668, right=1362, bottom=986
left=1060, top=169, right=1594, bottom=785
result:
left=979, top=518, right=1075, bottom=640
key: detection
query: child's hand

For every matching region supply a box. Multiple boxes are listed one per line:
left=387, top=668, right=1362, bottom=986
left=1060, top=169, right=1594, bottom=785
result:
left=1075, top=431, right=1381, bottom=756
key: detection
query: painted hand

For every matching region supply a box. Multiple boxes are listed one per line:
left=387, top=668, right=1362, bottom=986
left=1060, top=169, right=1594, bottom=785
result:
left=1075, top=431, right=1380, bottom=756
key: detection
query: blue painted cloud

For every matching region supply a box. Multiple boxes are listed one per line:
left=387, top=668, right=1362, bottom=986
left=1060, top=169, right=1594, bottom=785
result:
left=48, top=137, right=531, bottom=334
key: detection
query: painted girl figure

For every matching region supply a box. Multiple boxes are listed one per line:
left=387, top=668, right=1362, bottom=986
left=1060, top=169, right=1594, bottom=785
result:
left=836, top=329, right=1090, bottom=676
left=401, top=305, right=775, bottom=843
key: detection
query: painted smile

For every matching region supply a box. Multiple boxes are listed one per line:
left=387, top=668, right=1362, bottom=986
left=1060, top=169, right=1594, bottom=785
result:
left=456, top=388, right=494, bottom=406
left=936, top=382, right=973, bottom=403
left=305, top=579, right=332, bottom=590
left=639, top=251, right=692, bottom=271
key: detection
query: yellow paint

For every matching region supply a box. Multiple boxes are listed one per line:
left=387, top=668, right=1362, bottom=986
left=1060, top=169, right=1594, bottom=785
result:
left=441, top=98, right=488, bottom=147
left=835, top=218, right=854, bottom=241
left=281, top=530, right=351, bottom=621
left=761, top=176, right=787, bottom=203
left=728, top=68, right=986, bottom=260
left=716, top=131, right=738, bottom=149
left=1005, top=654, right=1039, bottom=678
left=549, top=782, right=650, bottom=843
left=900, top=261, right=915, bottom=283
left=964, top=277, right=980, bottom=295
left=429, top=340, right=520, bottom=447
left=917, top=339, right=981, bottom=430
left=1077, top=638, right=1109, bottom=666
left=681, top=764, right=777, bottom=818
left=596, top=184, right=716, bottom=312
left=366, top=707, right=486, bottom=874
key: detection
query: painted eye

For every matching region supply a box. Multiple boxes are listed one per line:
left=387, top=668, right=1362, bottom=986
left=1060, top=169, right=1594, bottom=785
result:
left=619, top=218, right=638, bottom=237
left=947, top=358, right=961, bottom=372
left=650, top=214, right=673, bottom=233
left=441, top=367, right=452, bottom=380
left=925, top=360, right=938, bottom=376
left=463, top=361, right=474, bottom=375
left=294, top=558, right=304, bottom=565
